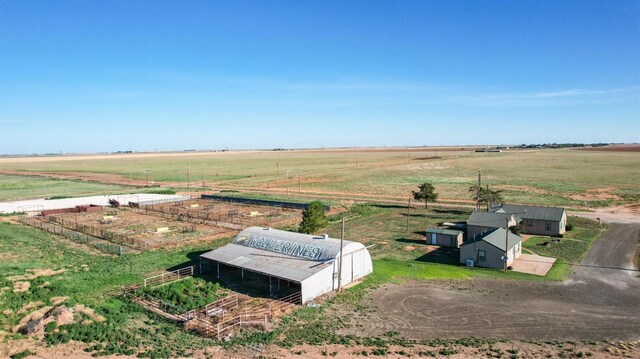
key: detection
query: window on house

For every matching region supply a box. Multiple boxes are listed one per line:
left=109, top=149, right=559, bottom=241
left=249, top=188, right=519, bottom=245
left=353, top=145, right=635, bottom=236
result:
left=526, top=219, right=533, bottom=227
left=478, top=250, right=486, bottom=262
left=545, top=222, right=551, bottom=231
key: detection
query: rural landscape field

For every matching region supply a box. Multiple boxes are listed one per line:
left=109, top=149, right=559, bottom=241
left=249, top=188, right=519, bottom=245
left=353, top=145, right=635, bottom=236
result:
left=1, top=0, right=639, bottom=358
left=0, top=146, right=639, bottom=358
left=2, top=146, right=639, bottom=207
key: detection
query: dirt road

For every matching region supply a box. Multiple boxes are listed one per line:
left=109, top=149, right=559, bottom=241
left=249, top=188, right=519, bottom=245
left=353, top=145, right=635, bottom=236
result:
left=353, top=224, right=640, bottom=341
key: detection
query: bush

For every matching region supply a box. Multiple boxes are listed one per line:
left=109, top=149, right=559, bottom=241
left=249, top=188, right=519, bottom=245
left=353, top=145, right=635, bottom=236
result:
left=44, top=321, right=58, bottom=333
left=146, top=188, right=176, bottom=195
left=11, top=350, right=33, bottom=359
left=566, top=223, right=573, bottom=231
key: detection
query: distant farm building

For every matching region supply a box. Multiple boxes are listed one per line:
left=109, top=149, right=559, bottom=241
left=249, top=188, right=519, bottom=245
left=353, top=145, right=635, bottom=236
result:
left=460, top=227, right=523, bottom=269
left=491, top=204, right=567, bottom=237
left=200, top=227, right=373, bottom=304
left=425, top=228, right=464, bottom=248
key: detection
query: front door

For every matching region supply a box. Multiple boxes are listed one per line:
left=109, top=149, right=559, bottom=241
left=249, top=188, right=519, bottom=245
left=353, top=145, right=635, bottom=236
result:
left=431, top=233, right=437, bottom=245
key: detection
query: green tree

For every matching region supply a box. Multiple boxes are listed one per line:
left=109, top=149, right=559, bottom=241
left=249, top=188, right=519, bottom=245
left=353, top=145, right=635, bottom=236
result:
left=412, top=182, right=438, bottom=209
left=469, top=185, right=504, bottom=211
left=299, top=201, right=328, bottom=234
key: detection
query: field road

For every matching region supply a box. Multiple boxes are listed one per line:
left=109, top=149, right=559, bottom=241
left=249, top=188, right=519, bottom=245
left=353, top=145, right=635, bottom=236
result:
left=351, top=224, right=640, bottom=341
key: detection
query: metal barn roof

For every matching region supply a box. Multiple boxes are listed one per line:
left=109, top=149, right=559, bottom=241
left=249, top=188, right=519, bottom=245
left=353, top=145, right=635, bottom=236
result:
left=200, top=227, right=366, bottom=283
left=463, top=227, right=522, bottom=251
left=491, top=204, right=565, bottom=222
left=467, top=212, right=517, bottom=227
left=426, top=228, right=463, bottom=236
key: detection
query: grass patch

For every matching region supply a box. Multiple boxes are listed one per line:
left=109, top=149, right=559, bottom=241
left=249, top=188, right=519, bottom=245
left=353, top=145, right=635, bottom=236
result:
left=144, top=188, right=176, bottom=195
left=0, top=174, right=134, bottom=201
left=0, top=221, right=227, bottom=357
left=142, top=277, right=227, bottom=312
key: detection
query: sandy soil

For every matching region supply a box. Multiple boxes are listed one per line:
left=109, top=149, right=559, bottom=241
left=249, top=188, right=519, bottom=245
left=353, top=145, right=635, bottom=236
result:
left=569, top=204, right=640, bottom=224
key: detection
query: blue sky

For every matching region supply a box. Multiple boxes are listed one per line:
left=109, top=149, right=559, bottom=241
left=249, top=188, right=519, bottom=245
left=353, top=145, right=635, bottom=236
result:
left=0, top=0, right=639, bottom=154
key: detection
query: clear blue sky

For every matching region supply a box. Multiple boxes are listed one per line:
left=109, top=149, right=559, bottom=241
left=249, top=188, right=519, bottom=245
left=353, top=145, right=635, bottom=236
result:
left=1, top=0, right=639, bottom=154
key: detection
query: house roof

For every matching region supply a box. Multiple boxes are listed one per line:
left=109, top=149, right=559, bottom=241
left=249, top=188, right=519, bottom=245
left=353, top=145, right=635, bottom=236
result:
left=426, top=228, right=463, bottom=236
left=200, top=227, right=365, bottom=283
left=463, top=227, right=522, bottom=251
left=467, top=211, right=517, bottom=228
left=491, top=204, right=565, bottom=222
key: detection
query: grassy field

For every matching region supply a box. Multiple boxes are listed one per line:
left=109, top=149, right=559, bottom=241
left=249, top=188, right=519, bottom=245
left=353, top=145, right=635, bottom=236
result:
left=1, top=148, right=639, bottom=206
left=0, top=222, right=227, bottom=357
left=0, top=175, right=138, bottom=201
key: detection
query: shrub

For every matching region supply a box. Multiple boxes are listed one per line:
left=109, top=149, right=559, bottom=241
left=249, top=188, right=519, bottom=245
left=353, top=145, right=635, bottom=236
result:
left=566, top=223, right=573, bottom=231
left=11, top=350, right=33, bottom=359
left=44, top=321, right=58, bottom=333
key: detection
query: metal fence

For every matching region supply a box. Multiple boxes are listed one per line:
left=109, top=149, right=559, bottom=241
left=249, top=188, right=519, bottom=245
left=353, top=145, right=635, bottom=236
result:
left=19, top=216, right=126, bottom=256
left=201, top=194, right=330, bottom=211
left=143, top=266, right=195, bottom=287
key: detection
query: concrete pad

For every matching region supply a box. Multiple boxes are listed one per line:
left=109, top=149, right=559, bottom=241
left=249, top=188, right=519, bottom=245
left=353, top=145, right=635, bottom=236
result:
left=511, top=253, right=556, bottom=276
left=0, top=194, right=191, bottom=214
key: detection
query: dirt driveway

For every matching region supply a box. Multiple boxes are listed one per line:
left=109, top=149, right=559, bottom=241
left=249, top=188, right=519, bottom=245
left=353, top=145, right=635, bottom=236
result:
left=352, top=224, right=640, bottom=341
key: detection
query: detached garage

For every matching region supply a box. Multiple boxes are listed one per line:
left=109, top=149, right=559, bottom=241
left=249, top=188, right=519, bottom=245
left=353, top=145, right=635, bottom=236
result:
left=425, top=228, right=464, bottom=248
left=199, top=227, right=373, bottom=304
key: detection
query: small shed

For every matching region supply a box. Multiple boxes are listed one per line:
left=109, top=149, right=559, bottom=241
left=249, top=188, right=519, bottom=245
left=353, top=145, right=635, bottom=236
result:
left=425, top=228, right=464, bottom=248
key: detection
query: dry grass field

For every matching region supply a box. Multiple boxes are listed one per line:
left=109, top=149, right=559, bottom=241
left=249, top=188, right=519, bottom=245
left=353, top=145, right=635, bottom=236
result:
left=1, top=147, right=638, bottom=207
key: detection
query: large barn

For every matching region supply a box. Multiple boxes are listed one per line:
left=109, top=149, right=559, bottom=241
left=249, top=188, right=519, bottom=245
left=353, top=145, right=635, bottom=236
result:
left=200, top=227, right=373, bottom=304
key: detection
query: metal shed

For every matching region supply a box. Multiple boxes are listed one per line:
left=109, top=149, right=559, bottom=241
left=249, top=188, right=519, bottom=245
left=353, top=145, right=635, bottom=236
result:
left=200, top=227, right=373, bottom=303
left=425, top=228, right=464, bottom=248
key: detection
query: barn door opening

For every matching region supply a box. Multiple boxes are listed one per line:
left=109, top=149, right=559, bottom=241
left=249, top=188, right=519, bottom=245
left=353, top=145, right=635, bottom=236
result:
left=431, top=233, right=437, bottom=245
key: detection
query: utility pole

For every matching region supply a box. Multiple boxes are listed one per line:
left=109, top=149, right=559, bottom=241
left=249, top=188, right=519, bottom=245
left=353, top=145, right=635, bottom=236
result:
left=286, top=170, right=290, bottom=197
left=298, top=166, right=301, bottom=193
left=187, top=167, right=190, bottom=192
left=145, top=170, right=149, bottom=187
left=277, top=161, right=279, bottom=176
left=476, top=169, right=482, bottom=211
left=405, top=198, right=411, bottom=233
left=201, top=164, right=205, bottom=193
left=504, top=217, right=509, bottom=272
left=338, top=217, right=345, bottom=292
left=503, top=210, right=525, bottom=272
left=486, top=184, right=490, bottom=211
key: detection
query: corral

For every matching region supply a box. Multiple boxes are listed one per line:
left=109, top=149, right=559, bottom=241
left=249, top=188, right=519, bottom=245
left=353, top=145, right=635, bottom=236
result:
left=135, top=198, right=304, bottom=229
left=15, top=196, right=306, bottom=252
left=43, top=208, right=230, bottom=250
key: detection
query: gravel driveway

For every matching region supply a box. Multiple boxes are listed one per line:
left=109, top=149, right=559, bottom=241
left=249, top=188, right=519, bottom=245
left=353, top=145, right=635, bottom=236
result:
left=352, top=224, right=640, bottom=341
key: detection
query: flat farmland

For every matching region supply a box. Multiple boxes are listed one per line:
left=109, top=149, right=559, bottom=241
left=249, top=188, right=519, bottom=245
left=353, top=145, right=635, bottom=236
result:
left=1, top=148, right=638, bottom=207
left=0, top=174, right=135, bottom=201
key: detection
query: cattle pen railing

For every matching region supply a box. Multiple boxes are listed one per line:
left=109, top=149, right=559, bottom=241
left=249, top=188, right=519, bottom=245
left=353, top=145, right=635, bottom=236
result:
left=143, top=266, right=195, bottom=287
left=114, top=264, right=302, bottom=340
left=18, top=216, right=127, bottom=255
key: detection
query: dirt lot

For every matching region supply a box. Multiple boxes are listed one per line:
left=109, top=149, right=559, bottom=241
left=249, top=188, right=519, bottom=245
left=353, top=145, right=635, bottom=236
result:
left=577, top=144, right=640, bottom=152
left=350, top=224, right=640, bottom=341
left=569, top=204, right=640, bottom=224
left=50, top=207, right=231, bottom=249
left=143, top=199, right=303, bottom=228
